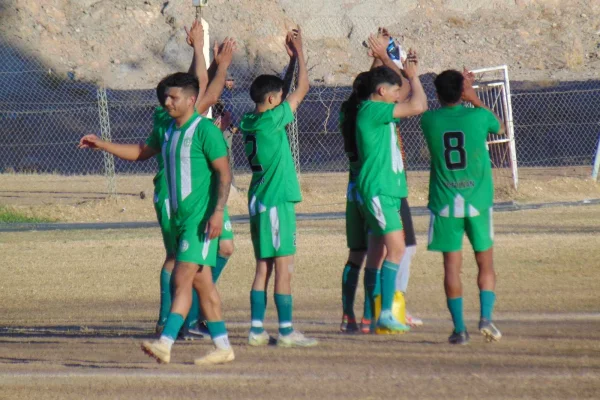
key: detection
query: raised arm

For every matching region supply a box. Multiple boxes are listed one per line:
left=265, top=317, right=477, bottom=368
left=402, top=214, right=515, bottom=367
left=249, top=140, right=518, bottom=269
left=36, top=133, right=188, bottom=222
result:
left=284, top=26, right=309, bottom=112
left=79, top=135, right=159, bottom=161
left=281, top=31, right=298, bottom=99
left=462, top=68, right=506, bottom=135
left=185, top=20, right=208, bottom=100
left=368, top=33, right=410, bottom=101
left=205, top=156, right=232, bottom=239
left=196, top=38, right=235, bottom=115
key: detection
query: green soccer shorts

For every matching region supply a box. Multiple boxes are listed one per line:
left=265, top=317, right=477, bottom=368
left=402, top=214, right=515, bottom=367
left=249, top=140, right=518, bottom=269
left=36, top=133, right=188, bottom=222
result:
left=361, top=194, right=403, bottom=237
left=154, top=189, right=177, bottom=256
left=427, top=207, right=494, bottom=252
left=346, top=183, right=368, bottom=251
left=250, top=202, right=297, bottom=259
left=175, top=218, right=219, bottom=267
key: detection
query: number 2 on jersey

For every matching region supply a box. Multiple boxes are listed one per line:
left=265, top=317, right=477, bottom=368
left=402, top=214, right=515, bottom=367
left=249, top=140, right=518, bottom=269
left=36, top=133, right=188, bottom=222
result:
left=244, top=134, right=263, bottom=172
left=443, top=131, right=466, bottom=170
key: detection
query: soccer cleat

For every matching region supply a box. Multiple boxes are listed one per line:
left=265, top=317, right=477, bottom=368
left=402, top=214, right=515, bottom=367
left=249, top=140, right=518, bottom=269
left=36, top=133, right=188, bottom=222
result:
left=178, top=325, right=206, bottom=341
left=376, top=310, right=410, bottom=333
left=197, top=321, right=210, bottom=336
left=405, top=311, right=423, bottom=327
left=448, top=330, right=470, bottom=345
left=248, top=330, right=271, bottom=346
left=479, top=318, right=502, bottom=342
left=360, top=318, right=373, bottom=334
left=194, top=347, right=235, bottom=366
left=277, top=330, right=318, bottom=348
left=340, top=315, right=359, bottom=333
left=141, top=339, right=171, bottom=364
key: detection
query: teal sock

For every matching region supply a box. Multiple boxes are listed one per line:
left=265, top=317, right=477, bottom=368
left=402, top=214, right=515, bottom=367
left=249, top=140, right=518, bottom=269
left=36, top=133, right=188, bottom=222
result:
left=206, top=320, right=230, bottom=350
left=447, top=297, right=466, bottom=333
left=158, top=268, right=172, bottom=326
left=274, top=293, right=293, bottom=335
left=480, top=290, right=496, bottom=320
left=381, top=260, right=399, bottom=313
left=250, top=290, right=266, bottom=334
left=342, top=264, right=360, bottom=319
left=184, top=289, right=199, bottom=330
left=162, top=313, right=185, bottom=341
left=212, top=255, right=229, bottom=283
left=364, top=268, right=380, bottom=321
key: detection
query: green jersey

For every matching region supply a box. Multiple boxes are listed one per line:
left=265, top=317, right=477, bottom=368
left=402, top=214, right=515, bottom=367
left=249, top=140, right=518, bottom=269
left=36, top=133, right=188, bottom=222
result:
left=145, top=107, right=173, bottom=195
left=161, top=111, right=228, bottom=227
left=355, top=100, right=407, bottom=199
left=240, top=101, right=302, bottom=213
left=420, top=105, right=501, bottom=217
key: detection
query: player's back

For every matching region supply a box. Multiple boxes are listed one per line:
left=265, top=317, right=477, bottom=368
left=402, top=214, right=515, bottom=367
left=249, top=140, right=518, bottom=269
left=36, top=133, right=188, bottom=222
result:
left=240, top=101, right=302, bottom=212
left=420, top=105, right=501, bottom=217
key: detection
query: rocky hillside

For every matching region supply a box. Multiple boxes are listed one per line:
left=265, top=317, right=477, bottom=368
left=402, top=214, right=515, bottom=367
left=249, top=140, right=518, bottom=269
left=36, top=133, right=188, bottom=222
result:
left=1, top=0, right=598, bottom=89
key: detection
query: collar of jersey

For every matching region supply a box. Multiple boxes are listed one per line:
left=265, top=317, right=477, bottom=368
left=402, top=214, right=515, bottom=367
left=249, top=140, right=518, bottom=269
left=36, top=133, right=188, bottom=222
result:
left=442, top=104, right=465, bottom=112
left=174, top=111, right=201, bottom=132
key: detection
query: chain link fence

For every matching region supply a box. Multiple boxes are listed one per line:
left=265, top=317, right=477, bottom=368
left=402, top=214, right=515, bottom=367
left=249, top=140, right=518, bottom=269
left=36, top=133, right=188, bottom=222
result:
left=1, top=19, right=599, bottom=199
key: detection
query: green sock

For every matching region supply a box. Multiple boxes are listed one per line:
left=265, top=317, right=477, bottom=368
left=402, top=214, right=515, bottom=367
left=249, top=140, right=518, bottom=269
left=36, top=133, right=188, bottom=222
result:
left=250, top=290, right=266, bottom=334
left=274, top=293, right=293, bottom=335
left=381, top=260, right=399, bottom=313
left=364, top=268, right=380, bottom=321
left=212, top=255, right=229, bottom=283
left=162, top=313, right=185, bottom=341
left=206, top=320, right=230, bottom=350
left=342, top=263, right=360, bottom=319
left=158, top=268, right=172, bottom=326
left=447, top=297, right=466, bottom=333
left=184, top=289, right=199, bottom=330
left=480, top=290, right=496, bottom=320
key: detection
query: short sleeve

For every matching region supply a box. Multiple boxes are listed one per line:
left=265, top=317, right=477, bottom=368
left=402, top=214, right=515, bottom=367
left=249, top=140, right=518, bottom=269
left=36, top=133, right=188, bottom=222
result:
left=200, top=122, right=229, bottom=163
left=485, top=109, right=501, bottom=134
left=366, top=101, right=396, bottom=125
left=270, top=101, right=295, bottom=130
left=145, top=107, right=170, bottom=150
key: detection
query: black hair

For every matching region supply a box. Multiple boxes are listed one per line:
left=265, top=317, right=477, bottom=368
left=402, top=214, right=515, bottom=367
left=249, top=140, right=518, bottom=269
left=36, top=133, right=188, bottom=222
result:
left=366, top=66, right=402, bottom=95
left=249, top=74, right=284, bottom=104
left=156, top=76, right=168, bottom=107
left=434, top=70, right=464, bottom=105
left=341, top=71, right=371, bottom=164
left=159, top=72, right=200, bottom=100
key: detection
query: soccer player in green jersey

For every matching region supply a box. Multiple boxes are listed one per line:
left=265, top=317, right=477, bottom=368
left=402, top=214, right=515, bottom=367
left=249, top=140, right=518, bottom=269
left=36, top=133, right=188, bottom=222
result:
left=352, top=38, right=428, bottom=334
left=240, top=27, right=316, bottom=348
left=420, top=69, right=504, bottom=345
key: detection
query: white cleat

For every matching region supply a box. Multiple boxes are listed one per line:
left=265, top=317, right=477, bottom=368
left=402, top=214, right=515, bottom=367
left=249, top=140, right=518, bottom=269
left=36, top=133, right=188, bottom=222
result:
left=248, top=330, right=271, bottom=347
left=141, top=339, right=171, bottom=364
left=406, top=311, right=423, bottom=327
left=277, top=330, right=318, bottom=348
left=194, top=347, right=235, bottom=366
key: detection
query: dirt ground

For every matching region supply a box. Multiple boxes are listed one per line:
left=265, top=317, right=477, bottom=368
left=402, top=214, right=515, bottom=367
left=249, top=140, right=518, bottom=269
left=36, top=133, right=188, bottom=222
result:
left=0, top=207, right=599, bottom=399
left=0, top=169, right=599, bottom=223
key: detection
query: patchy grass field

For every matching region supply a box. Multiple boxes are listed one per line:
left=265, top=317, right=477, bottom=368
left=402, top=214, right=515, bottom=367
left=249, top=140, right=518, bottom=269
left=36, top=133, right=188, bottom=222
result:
left=0, top=206, right=599, bottom=399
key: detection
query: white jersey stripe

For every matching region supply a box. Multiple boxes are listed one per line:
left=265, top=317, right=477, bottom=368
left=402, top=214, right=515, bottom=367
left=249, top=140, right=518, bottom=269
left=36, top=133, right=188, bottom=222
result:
left=168, top=129, right=181, bottom=212
left=180, top=117, right=202, bottom=203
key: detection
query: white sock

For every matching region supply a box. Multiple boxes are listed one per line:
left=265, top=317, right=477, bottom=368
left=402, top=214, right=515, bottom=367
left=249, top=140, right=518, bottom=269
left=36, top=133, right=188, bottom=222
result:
left=159, top=335, right=174, bottom=349
left=213, top=334, right=231, bottom=350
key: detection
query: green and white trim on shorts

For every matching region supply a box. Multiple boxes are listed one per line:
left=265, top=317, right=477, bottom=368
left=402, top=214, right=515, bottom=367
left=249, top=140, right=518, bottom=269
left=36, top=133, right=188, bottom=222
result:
left=175, top=218, right=219, bottom=266
left=428, top=201, right=494, bottom=253
left=249, top=199, right=296, bottom=259
left=360, top=194, right=403, bottom=237
left=154, top=187, right=177, bottom=255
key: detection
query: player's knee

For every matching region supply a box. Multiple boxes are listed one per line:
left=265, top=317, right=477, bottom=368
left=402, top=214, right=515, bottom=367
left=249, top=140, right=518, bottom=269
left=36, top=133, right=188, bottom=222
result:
left=218, top=240, right=234, bottom=258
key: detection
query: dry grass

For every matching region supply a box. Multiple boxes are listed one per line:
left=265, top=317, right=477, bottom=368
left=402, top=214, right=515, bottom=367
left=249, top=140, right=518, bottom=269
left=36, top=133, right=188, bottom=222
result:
left=0, top=207, right=599, bottom=398
left=0, top=168, right=599, bottom=223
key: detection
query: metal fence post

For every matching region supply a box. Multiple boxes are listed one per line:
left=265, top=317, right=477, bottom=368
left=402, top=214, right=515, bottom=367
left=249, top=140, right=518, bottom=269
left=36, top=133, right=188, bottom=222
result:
left=96, top=86, right=117, bottom=196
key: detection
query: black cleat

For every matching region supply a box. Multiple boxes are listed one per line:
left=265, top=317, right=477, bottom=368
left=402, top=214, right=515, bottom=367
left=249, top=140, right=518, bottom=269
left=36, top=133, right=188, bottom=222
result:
left=448, top=330, right=470, bottom=345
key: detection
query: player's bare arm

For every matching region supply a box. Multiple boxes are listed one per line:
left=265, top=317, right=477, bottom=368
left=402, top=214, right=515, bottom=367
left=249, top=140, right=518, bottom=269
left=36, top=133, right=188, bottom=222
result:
left=367, top=33, right=410, bottom=101
left=389, top=48, right=428, bottom=118
left=281, top=31, right=299, bottom=100
left=284, top=26, right=309, bottom=112
left=78, top=135, right=158, bottom=161
left=462, top=67, right=506, bottom=135
left=185, top=20, right=208, bottom=99
left=196, top=38, right=236, bottom=115
left=206, top=156, right=232, bottom=239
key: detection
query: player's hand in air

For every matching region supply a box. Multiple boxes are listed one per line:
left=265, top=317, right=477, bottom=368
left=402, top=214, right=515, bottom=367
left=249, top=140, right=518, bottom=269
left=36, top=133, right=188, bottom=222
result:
left=206, top=209, right=224, bottom=240
left=402, top=48, right=419, bottom=79
left=461, top=67, right=480, bottom=104
left=214, top=38, right=236, bottom=67
left=286, top=26, right=303, bottom=57
left=185, top=19, right=204, bottom=49
left=284, top=31, right=295, bottom=58
left=368, top=34, right=389, bottom=61
left=78, top=134, right=104, bottom=150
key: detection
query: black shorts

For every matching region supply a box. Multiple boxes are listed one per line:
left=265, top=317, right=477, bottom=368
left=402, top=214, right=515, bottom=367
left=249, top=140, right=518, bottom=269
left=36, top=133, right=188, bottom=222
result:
left=400, top=197, right=417, bottom=247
